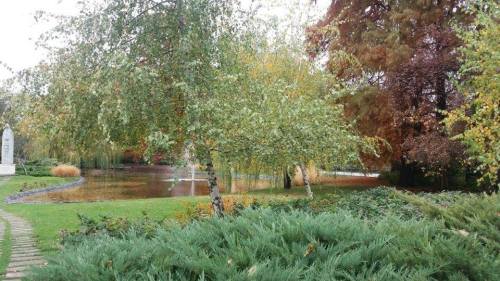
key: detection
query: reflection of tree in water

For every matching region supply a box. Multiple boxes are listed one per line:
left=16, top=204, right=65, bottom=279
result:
left=20, top=165, right=383, bottom=203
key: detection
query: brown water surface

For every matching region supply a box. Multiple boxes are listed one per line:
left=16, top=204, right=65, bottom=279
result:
left=23, top=166, right=273, bottom=202
left=22, top=166, right=384, bottom=203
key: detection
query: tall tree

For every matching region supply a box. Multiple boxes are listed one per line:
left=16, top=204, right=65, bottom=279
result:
left=308, top=0, right=469, bottom=187
left=446, top=0, right=499, bottom=191
left=240, top=49, right=375, bottom=197
left=19, top=0, right=239, bottom=215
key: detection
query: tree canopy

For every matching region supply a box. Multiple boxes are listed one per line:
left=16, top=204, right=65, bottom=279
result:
left=307, top=0, right=471, bottom=187
left=445, top=0, right=499, bottom=190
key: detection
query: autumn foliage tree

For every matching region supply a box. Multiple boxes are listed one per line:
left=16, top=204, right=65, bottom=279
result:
left=308, top=0, right=470, bottom=187
left=446, top=0, right=499, bottom=191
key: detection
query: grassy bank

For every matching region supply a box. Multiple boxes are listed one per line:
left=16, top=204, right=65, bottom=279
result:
left=0, top=176, right=360, bottom=256
left=0, top=176, right=206, bottom=256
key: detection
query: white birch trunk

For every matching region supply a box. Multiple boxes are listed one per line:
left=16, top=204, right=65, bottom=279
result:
left=206, top=152, right=225, bottom=217
left=300, top=163, right=313, bottom=198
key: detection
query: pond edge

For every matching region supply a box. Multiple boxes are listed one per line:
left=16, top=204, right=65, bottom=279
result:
left=5, top=177, right=85, bottom=204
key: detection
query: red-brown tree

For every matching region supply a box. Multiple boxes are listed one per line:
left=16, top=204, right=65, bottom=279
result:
left=308, top=0, right=470, bottom=187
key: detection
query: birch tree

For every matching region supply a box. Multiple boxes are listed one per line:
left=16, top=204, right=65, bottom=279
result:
left=18, top=0, right=240, bottom=215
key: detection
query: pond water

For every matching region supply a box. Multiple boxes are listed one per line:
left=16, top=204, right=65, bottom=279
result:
left=21, top=166, right=385, bottom=203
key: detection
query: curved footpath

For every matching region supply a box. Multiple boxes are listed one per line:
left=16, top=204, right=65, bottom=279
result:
left=0, top=179, right=46, bottom=281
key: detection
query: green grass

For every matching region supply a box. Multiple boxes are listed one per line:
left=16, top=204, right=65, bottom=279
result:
left=0, top=218, right=11, bottom=276
left=0, top=176, right=206, bottom=256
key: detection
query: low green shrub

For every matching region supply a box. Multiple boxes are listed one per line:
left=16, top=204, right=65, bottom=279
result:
left=267, top=187, right=421, bottom=220
left=334, top=187, right=422, bottom=220
left=400, top=192, right=500, bottom=251
left=60, top=213, right=167, bottom=246
left=28, top=209, right=499, bottom=281
left=267, top=189, right=500, bottom=251
left=17, top=158, right=59, bottom=177
left=417, top=191, right=469, bottom=206
left=16, top=165, right=52, bottom=177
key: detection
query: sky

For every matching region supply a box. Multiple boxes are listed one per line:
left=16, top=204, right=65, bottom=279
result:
left=0, top=0, right=331, bottom=80
left=0, top=0, right=80, bottom=80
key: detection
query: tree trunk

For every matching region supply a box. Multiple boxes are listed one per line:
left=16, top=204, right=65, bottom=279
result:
left=299, top=164, right=313, bottom=198
left=230, top=166, right=237, bottom=193
left=436, top=74, right=447, bottom=121
left=283, top=167, right=292, bottom=190
left=206, top=152, right=224, bottom=217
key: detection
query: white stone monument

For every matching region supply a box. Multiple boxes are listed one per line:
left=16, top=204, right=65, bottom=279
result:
left=0, top=124, right=15, bottom=176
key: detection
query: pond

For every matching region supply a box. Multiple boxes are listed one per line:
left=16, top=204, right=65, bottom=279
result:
left=21, top=166, right=385, bottom=203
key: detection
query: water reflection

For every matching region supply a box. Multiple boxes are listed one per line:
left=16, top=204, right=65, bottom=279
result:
left=21, top=166, right=384, bottom=203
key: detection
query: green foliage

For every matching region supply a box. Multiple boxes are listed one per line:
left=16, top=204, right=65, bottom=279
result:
left=144, top=132, right=175, bottom=164
left=60, top=213, right=164, bottom=247
left=268, top=188, right=499, bottom=247
left=267, top=187, right=421, bottom=220
left=401, top=192, right=500, bottom=250
left=14, top=0, right=372, bottom=191
left=28, top=209, right=499, bottom=281
left=16, top=158, right=58, bottom=177
left=16, top=0, right=237, bottom=163
left=446, top=0, right=500, bottom=190
left=16, top=165, right=51, bottom=177
left=192, top=45, right=375, bottom=185
left=334, top=188, right=421, bottom=220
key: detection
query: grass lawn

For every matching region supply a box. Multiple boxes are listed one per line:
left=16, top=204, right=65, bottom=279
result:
left=0, top=176, right=206, bottom=256
left=0, top=217, right=11, bottom=276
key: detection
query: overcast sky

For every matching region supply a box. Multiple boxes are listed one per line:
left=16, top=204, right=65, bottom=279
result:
left=0, top=0, right=330, bottom=80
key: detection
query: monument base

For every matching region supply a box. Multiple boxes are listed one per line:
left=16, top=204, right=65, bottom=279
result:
left=0, top=164, right=15, bottom=176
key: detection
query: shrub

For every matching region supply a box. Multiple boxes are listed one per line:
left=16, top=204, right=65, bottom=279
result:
left=178, top=196, right=265, bottom=222
left=400, top=192, right=500, bottom=250
left=28, top=209, right=499, bottom=281
left=16, top=165, right=52, bottom=177
left=333, top=187, right=422, bottom=220
left=266, top=187, right=422, bottom=220
left=60, top=213, right=165, bottom=246
left=50, top=165, right=81, bottom=177
left=16, top=158, right=58, bottom=177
